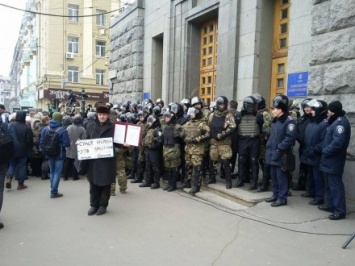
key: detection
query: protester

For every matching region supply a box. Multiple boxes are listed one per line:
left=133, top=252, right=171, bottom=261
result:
left=5, top=111, right=33, bottom=190
left=40, top=112, right=70, bottom=198
left=85, top=104, right=116, bottom=216
left=62, top=115, right=86, bottom=181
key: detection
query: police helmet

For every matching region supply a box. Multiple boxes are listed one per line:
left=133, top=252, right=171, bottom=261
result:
left=187, top=107, right=202, bottom=120
left=126, top=113, right=138, bottom=124
left=243, top=96, right=258, bottom=113
left=301, top=98, right=313, bottom=111
left=216, top=96, right=228, bottom=112
left=155, top=98, right=164, bottom=107
left=251, top=93, right=266, bottom=110
left=180, top=98, right=191, bottom=108
left=307, top=99, right=328, bottom=116
left=163, top=110, right=176, bottom=123
left=170, top=103, right=184, bottom=119
left=191, top=96, right=203, bottom=107
left=153, top=105, right=161, bottom=116
left=272, top=95, right=289, bottom=112
left=147, top=115, right=160, bottom=128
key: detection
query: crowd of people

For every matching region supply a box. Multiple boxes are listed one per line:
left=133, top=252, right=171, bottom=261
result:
left=0, top=93, right=351, bottom=229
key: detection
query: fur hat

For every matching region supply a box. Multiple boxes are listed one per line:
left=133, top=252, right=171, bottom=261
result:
left=96, top=105, right=110, bottom=114
left=52, top=112, right=63, bottom=122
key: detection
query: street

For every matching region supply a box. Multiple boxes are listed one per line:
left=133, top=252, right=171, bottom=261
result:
left=0, top=177, right=354, bottom=266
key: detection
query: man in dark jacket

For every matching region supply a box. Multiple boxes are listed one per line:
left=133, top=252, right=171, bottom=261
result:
left=0, top=120, right=11, bottom=229
left=300, top=100, right=328, bottom=206
left=86, top=104, right=116, bottom=216
left=319, top=101, right=351, bottom=220
left=265, top=95, right=297, bottom=207
left=40, top=112, right=70, bottom=198
left=5, top=111, right=33, bottom=190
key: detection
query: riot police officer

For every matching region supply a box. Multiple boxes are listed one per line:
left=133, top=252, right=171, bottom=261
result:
left=265, top=95, right=297, bottom=207
left=140, top=115, right=163, bottom=189
left=162, top=110, right=183, bottom=192
left=181, top=107, right=210, bottom=194
left=300, top=99, right=328, bottom=205
left=294, top=98, right=313, bottom=192
left=207, top=96, right=236, bottom=189
left=234, top=96, right=264, bottom=190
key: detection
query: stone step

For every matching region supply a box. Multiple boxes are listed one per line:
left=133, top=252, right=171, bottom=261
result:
left=182, top=188, right=248, bottom=211
left=204, top=183, right=272, bottom=207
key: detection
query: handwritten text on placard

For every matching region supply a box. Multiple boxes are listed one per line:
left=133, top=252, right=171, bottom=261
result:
left=77, top=138, right=114, bottom=160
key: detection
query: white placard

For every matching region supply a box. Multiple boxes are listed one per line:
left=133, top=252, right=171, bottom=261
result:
left=113, top=124, right=126, bottom=144
left=125, top=125, right=142, bottom=147
left=77, top=138, right=114, bottom=160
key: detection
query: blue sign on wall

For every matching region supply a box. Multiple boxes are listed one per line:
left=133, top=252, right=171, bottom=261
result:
left=287, top=72, right=308, bottom=97
left=143, top=92, right=150, bottom=100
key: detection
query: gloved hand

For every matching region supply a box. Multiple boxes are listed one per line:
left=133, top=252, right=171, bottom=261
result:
left=216, top=133, right=225, bottom=140
left=190, top=138, right=199, bottom=144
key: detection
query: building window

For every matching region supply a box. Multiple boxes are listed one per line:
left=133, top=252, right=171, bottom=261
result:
left=68, top=66, right=79, bottom=83
left=96, top=70, right=105, bottom=85
left=96, top=41, right=106, bottom=57
left=96, top=10, right=106, bottom=26
left=68, top=4, right=79, bottom=22
left=67, top=36, right=79, bottom=53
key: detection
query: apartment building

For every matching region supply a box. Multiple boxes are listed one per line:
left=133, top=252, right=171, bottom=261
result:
left=10, top=0, right=121, bottom=113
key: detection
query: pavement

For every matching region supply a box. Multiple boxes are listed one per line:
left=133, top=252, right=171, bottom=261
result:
left=0, top=176, right=355, bottom=266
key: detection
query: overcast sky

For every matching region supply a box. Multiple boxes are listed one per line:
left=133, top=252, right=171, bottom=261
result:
left=0, top=0, right=28, bottom=77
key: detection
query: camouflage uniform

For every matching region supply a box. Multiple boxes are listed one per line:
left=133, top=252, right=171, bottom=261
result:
left=201, top=107, right=212, bottom=181
left=207, top=110, right=236, bottom=188
left=162, top=123, right=183, bottom=191
left=257, top=109, right=272, bottom=192
left=111, top=147, right=128, bottom=195
left=181, top=118, right=210, bottom=193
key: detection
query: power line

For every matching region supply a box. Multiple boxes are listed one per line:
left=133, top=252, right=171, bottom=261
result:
left=0, top=2, right=131, bottom=18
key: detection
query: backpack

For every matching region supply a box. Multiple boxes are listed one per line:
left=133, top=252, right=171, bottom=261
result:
left=0, top=123, right=15, bottom=164
left=40, top=126, right=62, bottom=156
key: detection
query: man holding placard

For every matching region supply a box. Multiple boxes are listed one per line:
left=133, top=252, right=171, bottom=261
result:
left=84, top=103, right=116, bottom=216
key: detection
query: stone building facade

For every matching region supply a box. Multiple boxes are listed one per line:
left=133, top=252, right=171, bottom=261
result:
left=109, top=0, right=355, bottom=200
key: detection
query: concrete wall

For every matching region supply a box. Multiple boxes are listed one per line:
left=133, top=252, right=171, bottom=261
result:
left=110, top=1, right=145, bottom=103
left=307, top=0, right=355, bottom=200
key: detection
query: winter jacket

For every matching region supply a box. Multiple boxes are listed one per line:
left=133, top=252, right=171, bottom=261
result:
left=40, top=120, right=71, bottom=160
left=66, top=124, right=86, bottom=159
left=265, top=112, right=297, bottom=167
left=7, top=111, right=33, bottom=158
left=300, top=113, right=328, bottom=166
left=85, top=119, right=116, bottom=186
left=320, top=112, right=351, bottom=175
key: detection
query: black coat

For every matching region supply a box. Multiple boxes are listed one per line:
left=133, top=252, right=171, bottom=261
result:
left=8, top=111, right=33, bottom=158
left=300, top=113, right=328, bottom=166
left=85, top=120, right=116, bottom=186
left=320, top=112, right=351, bottom=175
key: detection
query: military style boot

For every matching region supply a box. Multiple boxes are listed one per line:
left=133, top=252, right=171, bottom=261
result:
left=139, top=169, right=152, bottom=187
left=249, top=158, right=259, bottom=190
left=221, top=160, right=232, bottom=189
left=151, top=167, right=161, bottom=189
left=167, top=168, right=178, bottom=192
left=205, top=161, right=216, bottom=184
left=292, top=163, right=307, bottom=191
left=258, top=163, right=270, bottom=192
left=131, top=160, right=145, bottom=183
left=178, top=165, right=192, bottom=189
left=188, top=166, right=201, bottom=194
left=163, top=168, right=172, bottom=191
